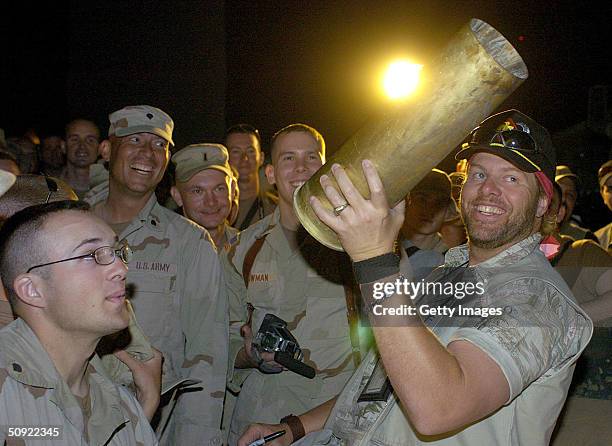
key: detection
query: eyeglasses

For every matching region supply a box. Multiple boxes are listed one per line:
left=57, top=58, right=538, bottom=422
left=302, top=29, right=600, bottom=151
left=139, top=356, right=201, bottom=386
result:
left=44, top=176, right=58, bottom=204
left=26, top=244, right=132, bottom=273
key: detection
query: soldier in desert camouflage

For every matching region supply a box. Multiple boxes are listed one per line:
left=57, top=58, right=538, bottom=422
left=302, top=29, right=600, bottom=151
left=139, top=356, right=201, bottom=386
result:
left=86, top=105, right=228, bottom=445
left=223, top=124, right=371, bottom=445
left=0, top=200, right=157, bottom=445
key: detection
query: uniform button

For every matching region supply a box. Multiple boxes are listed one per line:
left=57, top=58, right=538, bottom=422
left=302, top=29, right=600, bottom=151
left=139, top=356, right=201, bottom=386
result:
left=12, top=363, right=22, bottom=372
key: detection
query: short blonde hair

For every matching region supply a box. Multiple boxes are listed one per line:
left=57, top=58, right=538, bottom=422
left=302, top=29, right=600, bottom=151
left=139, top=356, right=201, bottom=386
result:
left=270, top=123, right=325, bottom=160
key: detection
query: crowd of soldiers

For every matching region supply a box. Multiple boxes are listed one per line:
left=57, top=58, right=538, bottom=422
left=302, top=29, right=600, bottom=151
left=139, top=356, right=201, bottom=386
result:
left=0, top=105, right=609, bottom=445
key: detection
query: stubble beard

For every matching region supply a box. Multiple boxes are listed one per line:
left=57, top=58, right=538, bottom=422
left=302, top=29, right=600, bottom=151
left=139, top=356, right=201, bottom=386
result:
left=463, top=194, right=539, bottom=250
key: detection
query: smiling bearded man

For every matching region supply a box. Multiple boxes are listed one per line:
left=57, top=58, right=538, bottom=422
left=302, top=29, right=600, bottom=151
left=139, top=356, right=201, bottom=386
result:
left=237, top=110, right=593, bottom=446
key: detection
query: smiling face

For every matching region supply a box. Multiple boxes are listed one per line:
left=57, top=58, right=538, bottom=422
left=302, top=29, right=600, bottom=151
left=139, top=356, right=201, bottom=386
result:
left=103, top=132, right=170, bottom=198
left=460, top=152, right=548, bottom=253
left=265, top=131, right=324, bottom=218
left=65, top=120, right=100, bottom=169
left=33, top=211, right=129, bottom=337
left=172, top=169, right=232, bottom=231
left=226, top=132, right=262, bottom=184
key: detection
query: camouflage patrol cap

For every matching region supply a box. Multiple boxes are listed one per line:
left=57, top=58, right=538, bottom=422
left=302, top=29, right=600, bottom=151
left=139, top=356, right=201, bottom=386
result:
left=108, top=105, right=174, bottom=146
left=171, top=143, right=233, bottom=183
left=555, top=165, right=579, bottom=185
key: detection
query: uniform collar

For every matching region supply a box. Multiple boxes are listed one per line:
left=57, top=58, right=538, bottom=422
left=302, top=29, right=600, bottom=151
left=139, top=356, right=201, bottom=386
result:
left=1, top=318, right=58, bottom=388
left=134, top=193, right=164, bottom=231
left=0, top=319, right=130, bottom=443
left=445, top=233, right=542, bottom=270
left=259, top=208, right=319, bottom=260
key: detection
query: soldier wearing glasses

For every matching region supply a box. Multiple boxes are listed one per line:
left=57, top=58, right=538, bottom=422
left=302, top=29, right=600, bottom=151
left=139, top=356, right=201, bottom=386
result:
left=0, top=200, right=157, bottom=445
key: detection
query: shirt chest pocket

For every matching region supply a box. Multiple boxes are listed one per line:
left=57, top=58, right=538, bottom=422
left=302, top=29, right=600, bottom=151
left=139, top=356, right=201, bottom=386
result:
left=302, top=281, right=350, bottom=341
left=125, top=273, right=177, bottom=335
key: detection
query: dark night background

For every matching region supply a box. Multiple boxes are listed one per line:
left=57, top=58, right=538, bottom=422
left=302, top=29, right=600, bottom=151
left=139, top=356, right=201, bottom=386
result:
left=3, top=0, right=612, bottom=229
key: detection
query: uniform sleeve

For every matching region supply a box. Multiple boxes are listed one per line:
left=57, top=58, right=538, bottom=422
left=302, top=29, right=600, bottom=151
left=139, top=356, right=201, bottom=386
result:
left=119, top=386, right=160, bottom=446
left=174, top=231, right=229, bottom=445
left=220, top=243, right=253, bottom=390
left=449, top=277, right=592, bottom=402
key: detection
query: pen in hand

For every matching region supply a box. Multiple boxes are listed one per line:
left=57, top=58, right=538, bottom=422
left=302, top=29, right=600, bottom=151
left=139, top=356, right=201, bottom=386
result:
left=247, top=429, right=286, bottom=446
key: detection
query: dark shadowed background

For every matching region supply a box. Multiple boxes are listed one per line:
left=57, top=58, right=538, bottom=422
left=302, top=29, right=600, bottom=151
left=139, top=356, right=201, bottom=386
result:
left=3, top=0, right=612, bottom=228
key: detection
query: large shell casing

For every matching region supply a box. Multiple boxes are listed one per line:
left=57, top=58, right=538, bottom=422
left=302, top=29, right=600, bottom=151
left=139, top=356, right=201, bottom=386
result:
left=294, top=18, right=528, bottom=250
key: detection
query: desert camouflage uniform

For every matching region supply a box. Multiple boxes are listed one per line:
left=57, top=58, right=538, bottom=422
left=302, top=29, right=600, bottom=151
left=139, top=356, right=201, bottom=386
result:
left=0, top=318, right=157, bottom=445
left=223, top=208, right=369, bottom=444
left=1, top=298, right=155, bottom=390
left=220, top=224, right=239, bottom=253
left=87, top=187, right=228, bottom=446
left=235, top=190, right=278, bottom=231
left=299, top=234, right=593, bottom=446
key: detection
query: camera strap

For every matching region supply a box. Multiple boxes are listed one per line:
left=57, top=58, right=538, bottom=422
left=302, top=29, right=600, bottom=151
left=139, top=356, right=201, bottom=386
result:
left=241, top=230, right=363, bottom=368
left=242, top=234, right=268, bottom=288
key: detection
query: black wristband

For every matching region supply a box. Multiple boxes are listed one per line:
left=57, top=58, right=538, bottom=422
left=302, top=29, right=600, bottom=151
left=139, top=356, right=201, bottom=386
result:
left=280, top=414, right=305, bottom=442
left=353, top=252, right=400, bottom=284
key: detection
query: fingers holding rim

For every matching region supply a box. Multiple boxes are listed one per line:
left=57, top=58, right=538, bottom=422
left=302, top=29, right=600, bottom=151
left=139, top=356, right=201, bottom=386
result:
left=330, top=163, right=367, bottom=209
left=310, top=196, right=341, bottom=231
left=319, top=173, right=350, bottom=209
left=361, top=159, right=389, bottom=209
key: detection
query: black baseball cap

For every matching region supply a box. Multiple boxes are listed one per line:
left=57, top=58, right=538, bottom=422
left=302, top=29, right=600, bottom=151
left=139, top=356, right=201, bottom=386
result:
left=455, top=109, right=556, bottom=184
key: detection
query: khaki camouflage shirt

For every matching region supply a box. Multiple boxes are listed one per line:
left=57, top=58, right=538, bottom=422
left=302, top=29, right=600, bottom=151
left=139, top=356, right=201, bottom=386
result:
left=222, top=208, right=368, bottom=444
left=0, top=319, right=157, bottom=445
left=87, top=189, right=228, bottom=446
left=300, top=234, right=593, bottom=446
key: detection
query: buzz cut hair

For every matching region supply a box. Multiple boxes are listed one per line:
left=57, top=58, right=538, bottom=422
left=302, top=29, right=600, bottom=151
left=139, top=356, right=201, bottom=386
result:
left=224, top=123, right=262, bottom=146
left=0, top=200, right=89, bottom=310
left=270, top=123, right=326, bottom=160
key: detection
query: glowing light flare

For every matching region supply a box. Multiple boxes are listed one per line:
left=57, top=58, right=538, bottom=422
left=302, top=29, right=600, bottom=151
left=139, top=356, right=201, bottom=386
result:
left=382, top=60, right=423, bottom=100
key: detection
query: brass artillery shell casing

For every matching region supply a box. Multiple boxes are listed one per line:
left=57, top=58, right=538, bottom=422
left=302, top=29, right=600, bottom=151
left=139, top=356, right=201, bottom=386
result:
left=294, top=18, right=528, bottom=251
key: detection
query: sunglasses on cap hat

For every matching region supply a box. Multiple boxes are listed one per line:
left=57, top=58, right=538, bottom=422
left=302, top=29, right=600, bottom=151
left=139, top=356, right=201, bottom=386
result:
left=462, top=118, right=541, bottom=172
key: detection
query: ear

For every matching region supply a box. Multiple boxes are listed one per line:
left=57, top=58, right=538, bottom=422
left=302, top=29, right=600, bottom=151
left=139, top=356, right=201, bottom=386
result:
left=13, top=274, right=46, bottom=309
left=264, top=164, right=276, bottom=186
left=99, top=139, right=112, bottom=162
left=170, top=186, right=183, bottom=208
left=60, top=140, right=66, bottom=154
left=535, top=194, right=550, bottom=218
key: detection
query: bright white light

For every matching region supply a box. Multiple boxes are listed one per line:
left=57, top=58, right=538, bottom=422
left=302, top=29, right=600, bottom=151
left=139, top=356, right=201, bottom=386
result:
left=383, top=60, right=423, bottom=100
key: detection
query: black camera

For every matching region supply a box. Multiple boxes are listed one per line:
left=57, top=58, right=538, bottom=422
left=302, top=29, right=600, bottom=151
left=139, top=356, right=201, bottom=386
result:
left=252, top=313, right=315, bottom=379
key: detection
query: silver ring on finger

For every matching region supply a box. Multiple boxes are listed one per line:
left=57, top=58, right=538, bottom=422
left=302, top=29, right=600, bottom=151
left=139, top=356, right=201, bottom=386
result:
left=333, top=203, right=350, bottom=216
